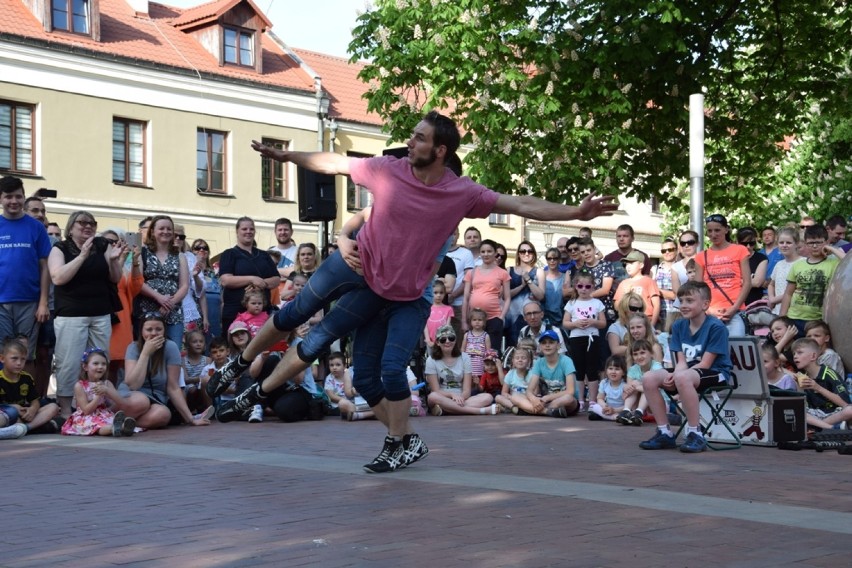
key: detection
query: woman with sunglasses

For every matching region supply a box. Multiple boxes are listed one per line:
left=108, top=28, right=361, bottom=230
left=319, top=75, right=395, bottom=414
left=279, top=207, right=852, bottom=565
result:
left=506, top=240, right=545, bottom=346
left=116, top=313, right=211, bottom=429
left=736, top=227, right=768, bottom=307
left=191, top=239, right=221, bottom=337
left=542, top=247, right=572, bottom=326
left=425, top=325, right=497, bottom=416
left=672, top=230, right=700, bottom=287
left=606, top=293, right=647, bottom=359
left=694, top=214, right=751, bottom=336
left=174, top=224, right=207, bottom=336
left=101, top=229, right=144, bottom=382
left=48, top=211, right=125, bottom=417
left=138, top=215, right=190, bottom=348
left=652, top=237, right=679, bottom=330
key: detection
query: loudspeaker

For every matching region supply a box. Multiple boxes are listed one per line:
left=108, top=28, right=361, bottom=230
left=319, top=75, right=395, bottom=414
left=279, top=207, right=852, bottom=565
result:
left=297, top=167, right=337, bottom=222
left=383, top=146, right=409, bottom=158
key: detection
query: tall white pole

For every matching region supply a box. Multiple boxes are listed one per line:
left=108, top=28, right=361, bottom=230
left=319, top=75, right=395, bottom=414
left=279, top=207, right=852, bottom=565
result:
left=689, top=93, right=705, bottom=248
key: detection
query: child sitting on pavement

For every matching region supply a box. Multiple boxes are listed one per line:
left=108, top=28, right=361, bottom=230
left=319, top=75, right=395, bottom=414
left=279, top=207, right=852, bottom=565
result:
left=761, top=343, right=797, bottom=391
left=324, top=352, right=375, bottom=421
left=589, top=355, right=633, bottom=422
left=620, top=339, right=663, bottom=426
left=0, top=339, right=62, bottom=436
left=791, top=338, right=852, bottom=430
left=526, top=330, right=580, bottom=418
left=495, top=347, right=534, bottom=414
left=479, top=349, right=504, bottom=397
left=639, top=281, right=733, bottom=453
left=804, top=320, right=846, bottom=380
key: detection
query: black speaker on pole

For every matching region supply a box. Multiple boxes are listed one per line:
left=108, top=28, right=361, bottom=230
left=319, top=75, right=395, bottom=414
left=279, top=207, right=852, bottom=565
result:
left=297, top=167, right=337, bottom=222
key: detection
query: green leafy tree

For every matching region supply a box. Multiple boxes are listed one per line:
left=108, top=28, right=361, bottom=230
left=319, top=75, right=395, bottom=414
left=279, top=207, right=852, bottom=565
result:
left=349, top=0, right=850, bottom=213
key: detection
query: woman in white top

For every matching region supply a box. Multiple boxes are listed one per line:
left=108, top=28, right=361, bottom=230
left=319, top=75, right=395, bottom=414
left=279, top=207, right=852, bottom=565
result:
left=766, top=227, right=801, bottom=315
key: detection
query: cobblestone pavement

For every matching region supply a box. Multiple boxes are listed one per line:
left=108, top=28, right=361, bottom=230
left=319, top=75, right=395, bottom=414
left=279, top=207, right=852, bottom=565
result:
left=4, top=414, right=851, bottom=567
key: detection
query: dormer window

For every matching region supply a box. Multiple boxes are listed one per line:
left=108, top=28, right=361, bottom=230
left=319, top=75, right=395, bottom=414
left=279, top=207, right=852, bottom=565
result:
left=223, top=27, right=254, bottom=67
left=52, top=0, right=89, bottom=34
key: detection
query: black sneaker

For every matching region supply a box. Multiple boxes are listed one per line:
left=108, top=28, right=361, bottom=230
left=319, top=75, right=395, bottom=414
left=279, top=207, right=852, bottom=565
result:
left=206, top=357, right=249, bottom=398
left=401, top=433, right=429, bottom=467
left=615, top=409, right=632, bottom=425
left=363, top=435, right=405, bottom=473
left=630, top=410, right=645, bottom=426
left=217, top=383, right=266, bottom=423
left=546, top=407, right=569, bottom=418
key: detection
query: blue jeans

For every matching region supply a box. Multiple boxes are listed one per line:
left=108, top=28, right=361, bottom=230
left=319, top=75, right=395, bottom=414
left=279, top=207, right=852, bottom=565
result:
left=274, top=251, right=390, bottom=362
left=165, top=322, right=184, bottom=350
left=352, top=298, right=431, bottom=406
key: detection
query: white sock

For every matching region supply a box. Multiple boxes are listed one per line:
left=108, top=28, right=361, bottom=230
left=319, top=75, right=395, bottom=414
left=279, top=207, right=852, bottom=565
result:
left=659, top=425, right=673, bottom=437
left=687, top=425, right=703, bottom=437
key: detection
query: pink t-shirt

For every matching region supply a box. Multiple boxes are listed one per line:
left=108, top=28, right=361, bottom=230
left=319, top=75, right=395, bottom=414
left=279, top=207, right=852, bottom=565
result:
left=464, top=266, right=511, bottom=319
left=349, top=157, right=499, bottom=301
left=426, top=304, right=454, bottom=342
left=694, top=244, right=749, bottom=312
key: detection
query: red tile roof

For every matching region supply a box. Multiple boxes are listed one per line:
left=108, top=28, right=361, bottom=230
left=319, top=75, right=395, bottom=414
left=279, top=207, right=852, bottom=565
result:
left=172, top=0, right=271, bottom=30
left=292, top=48, right=382, bottom=127
left=0, top=0, right=382, bottom=126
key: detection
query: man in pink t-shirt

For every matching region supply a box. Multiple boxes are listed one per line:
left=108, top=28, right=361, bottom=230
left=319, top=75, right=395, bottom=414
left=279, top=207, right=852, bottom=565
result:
left=210, top=111, right=617, bottom=472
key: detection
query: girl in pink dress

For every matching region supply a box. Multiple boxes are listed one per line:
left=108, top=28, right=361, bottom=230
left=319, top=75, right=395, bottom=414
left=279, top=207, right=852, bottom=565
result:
left=61, top=348, right=136, bottom=437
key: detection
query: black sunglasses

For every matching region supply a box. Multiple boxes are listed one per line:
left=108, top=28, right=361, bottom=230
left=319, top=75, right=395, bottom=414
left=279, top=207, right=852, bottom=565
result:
left=679, top=239, right=697, bottom=246
left=518, top=249, right=534, bottom=254
left=661, top=247, right=676, bottom=253
left=545, top=256, right=559, bottom=261
left=628, top=305, right=643, bottom=312
left=193, top=245, right=209, bottom=252
left=740, top=241, right=756, bottom=247
left=438, top=336, right=456, bottom=344
left=705, top=214, right=727, bottom=225
left=175, top=234, right=187, bottom=241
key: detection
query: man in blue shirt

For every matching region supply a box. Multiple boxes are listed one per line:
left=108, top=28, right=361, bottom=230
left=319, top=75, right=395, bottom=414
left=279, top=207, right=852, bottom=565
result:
left=0, top=176, right=52, bottom=360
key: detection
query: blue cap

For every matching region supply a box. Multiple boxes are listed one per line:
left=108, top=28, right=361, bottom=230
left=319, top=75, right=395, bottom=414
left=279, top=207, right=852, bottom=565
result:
left=538, top=329, right=560, bottom=342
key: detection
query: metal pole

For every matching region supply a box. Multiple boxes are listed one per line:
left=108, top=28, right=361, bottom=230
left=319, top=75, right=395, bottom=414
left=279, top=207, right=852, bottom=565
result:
left=689, top=93, right=705, bottom=249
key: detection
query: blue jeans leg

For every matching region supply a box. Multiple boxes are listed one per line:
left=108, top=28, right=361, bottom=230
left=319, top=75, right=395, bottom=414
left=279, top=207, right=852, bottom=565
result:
left=296, top=286, right=389, bottom=363
left=353, top=298, right=431, bottom=406
left=273, top=251, right=366, bottom=332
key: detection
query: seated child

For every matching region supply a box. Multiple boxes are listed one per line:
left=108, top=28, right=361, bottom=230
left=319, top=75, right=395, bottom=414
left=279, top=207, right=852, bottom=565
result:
left=767, top=315, right=799, bottom=369
left=621, top=339, right=664, bottom=425
left=589, top=355, right=635, bottom=422
left=202, top=337, right=231, bottom=405
left=791, top=338, right=852, bottom=430
left=324, top=352, right=374, bottom=421
left=761, top=343, right=797, bottom=391
left=0, top=339, right=61, bottom=436
left=526, top=330, right=580, bottom=418
left=479, top=349, right=503, bottom=397
left=495, top=347, right=534, bottom=414
left=804, top=320, right=846, bottom=379
left=639, top=281, right=732, bottom=453
left=61, top=348, right=136, bottom=437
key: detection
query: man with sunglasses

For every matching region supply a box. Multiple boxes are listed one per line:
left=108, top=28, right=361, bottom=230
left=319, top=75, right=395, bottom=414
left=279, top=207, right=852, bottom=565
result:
left=212, top=111, right=617, bottom=472
left=0, top=176, right=52, bottom=364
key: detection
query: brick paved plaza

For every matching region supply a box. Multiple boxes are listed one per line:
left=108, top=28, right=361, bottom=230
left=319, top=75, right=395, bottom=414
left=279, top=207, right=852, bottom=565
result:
left=4, top=415, right=851, bottom=567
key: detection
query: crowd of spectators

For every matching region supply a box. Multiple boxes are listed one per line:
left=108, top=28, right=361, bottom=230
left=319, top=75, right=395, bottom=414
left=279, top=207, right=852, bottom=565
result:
left=1, top=172, right=849, bottom=446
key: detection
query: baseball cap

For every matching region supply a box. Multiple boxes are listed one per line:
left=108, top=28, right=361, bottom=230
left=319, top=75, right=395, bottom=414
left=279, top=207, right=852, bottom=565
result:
left=621, top=250, right=645, bottom=264
left=228, top=321, right=250, bottom=335
left=538, top=329, right=560, bottom=342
